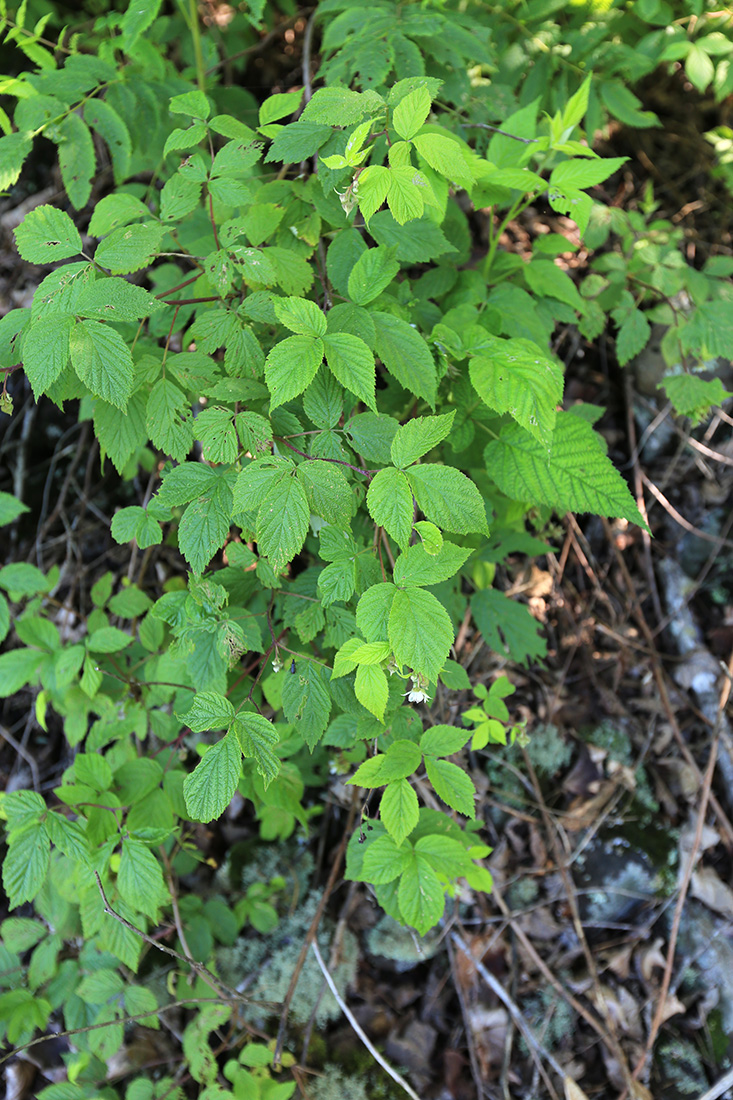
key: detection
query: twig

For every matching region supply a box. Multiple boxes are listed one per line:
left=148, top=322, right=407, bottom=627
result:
left=0, top=722, right=40, bottom=791
left=273, top=791, right=358, bottom=1065
left=640, top=470, right=733, bottom=548
left=450, top=931, right=563, bottom=1097
left=94, top=872, right=239, bottom=1002
left=310, top=939, right=422, bottom=1100
left=696, top=1066, right=733, bottom=1100
left=446, top=935, right=488, bottom=1100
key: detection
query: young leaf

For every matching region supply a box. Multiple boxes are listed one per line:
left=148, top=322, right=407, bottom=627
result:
left=380, top=778, right=420, bottom=846
left=424, top=757, right=476, bottom=818
left=390, top=411, right=456, bottom=469
left=469, top=338, right=564, bottom=449
left=415, top=833, right=472, bottom=878
left=355, top=663, right=389, bottom=722
left=361, top=834, right=413, bottom=884
left=393, top=541, right=470, bottom=588
left=356, top=165, right=391, bottom=224
left=420, top=726, right=471, bottom=757
left=183, top=730, right=242, bottom=822
left=69, top=321, right=134, bottom=410
left=549, top=156, right=627, bottom=191
left=616, top=309, right=651, bottom=366
left=412, top=133, right=474, bottom=190
left=366, top=468, right=414, bottom=550
left=406, top=465, right=489, bottom=536
left=15, top=205, right=82, bottom=264
left=397, top=850, right=445, bottom=934
left=265, top=335, right=324, bottom=408
left=389, top=587, right=454, bottom=683
left=392, top=85, right=431, bottom=141
left=273, top=296, right=326, bottom=338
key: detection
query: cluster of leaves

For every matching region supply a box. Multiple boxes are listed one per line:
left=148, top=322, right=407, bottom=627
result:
left=0, top=0, right=731, bottom=1092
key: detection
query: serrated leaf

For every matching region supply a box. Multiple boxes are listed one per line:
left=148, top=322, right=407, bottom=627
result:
left=599, top=80, right=659, bottom=128
left=55, top=113, right=95, bottom=210
left=322, top=332, right=376, bottom=411
left=391, top=411, right=455, bottom=468
left=69, top=320, right=133, bottom=410
left=160, top=174, right=202, bottom=222
left=95, top=223, right=165, bottom=275
left=297, top=460, right=353, bottom=527
left=282, top=661, right=331, bottom=749
left=372, top=311, right=436, bottom=406
left=616, top=309, right=650, bottom=366
left=15, top=205, right=82, bottom=264
left=88, top=193, right=151, bottom=237
left=318, top=558, right=357, bottom=607
left=121, top=0, right=163, bottom=46
left=550, top=156, right=628, bottom=191
left=76, top=278, right=160, bottom=322
left=424, top=757, right=475, bottom=817
left=195, top=406, right=237, bottom=464
left=484, top=412, right=647, bottom=527
left=84, top=98, right=131, bottom=184
left=389, top=587, right=453, bottom=682
left=256, top=475, right=309, bottom=572
left=273, top=296, right=326, bottom=338
left=301, top=85, right=379, bottom=126
left=393, top=541, right=470, bottom=588
left=180, top=691, right=235, bottom=732
left=420, top=725, right=470, bottom=757
left=469, top=338, right=563, bottom=448
left=397, top=850, right=444, bottom=934
left=356, top=164, right=391, bottom=224
left=3, top=825, right=50, bottom=909
left=178, top=476, right=233, bottom=574
left=366, top=468, right=414, bottom=550
left=146, top=378, right=193, bottom=462
left=471, top=587, right=547, bottom=666
left=387, top=165, right=427, bottom=224
left=265, top=335, right=323, bottom=408
left=380, top=778, right=419, bottom=846
left=662, top=373, right=733, bottom=424
left=355, top=663, right=389, bottom=722
left=523, top=261, right=584, bottom=313
left=406, top=464, right=488, bottom=536
left=234, top=712, right=280, bottom=788
left=368, top=210, right=456, bottom=263
left=118, top=839, right=165, bottom=920
left=412, top=132, right=474, bottom=190
left=21, top=315, right=73, bottom=398
left=361, top=834, right=413, bottom=884
left=0, top=131, right=32, bottom=191
left=356, top=583, right=396, bottom=643
left=169, top=89, right=211, bottom=120
left=347, top=246, right=400, bottom=306
left=184, top=730, right=242, bottom=822
left=415, top=833, right=472, bottom=878
left=392, top=85, right=431, bottom=141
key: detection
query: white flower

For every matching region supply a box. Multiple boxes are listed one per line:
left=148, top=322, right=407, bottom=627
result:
left=404, top=688, right=430, bottom=705
left=272, top=656, right=283, bottom=673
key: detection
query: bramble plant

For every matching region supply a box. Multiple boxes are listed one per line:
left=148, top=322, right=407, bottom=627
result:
left=0, top=0, right=731, bottom=1091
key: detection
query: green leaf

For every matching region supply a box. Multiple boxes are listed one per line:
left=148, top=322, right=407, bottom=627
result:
left=471, top=587, right=547, bottom=666
left=387, top=165, right=428, bottom=224
left=550, top=156, right=627, bottom=191
left=391, top=411, right=455, bottom=469
left=273, top=296, right=326, bottom=338
left=121, top=0, right=163, bottom=46
left=146, top=378, right=193, bottom=462
left=523, top=260, right=584, bottom=313
left=21, top=315, right=73, bottom=398
left=301, top=86, right=381, bottom=126
left=86, top=626, right=132, bottom=653
left=392, top=85, right=431, bottom=141
left=368, top=211, right=456, bottom=263
left=322, top=332, right=376, bottom=411
left=304, top=367, right=343, bottom=429
left=0, top=493, right=29, bottom=527
left=282, top=661, right=331, bottom=750
left=234, top=712, right=280, bottom=788
left=256, top=475, right=309, bottom=572
left=356, top=582, right=396, bottom=643
left=265, top=335, right=323, bottom=408
left=160, top=174, right=201, bottom=222
left=84, top=98, right=131, bottom=184
left=389, top=587, right=453, bottom=682
left=88, top=193, right=152, bottom=237
left=397, top=850, right=445, bottom=934
left=406, top=465, right=488, bottom=536
left=393, top=541, right=470, bottom=588
left=686, top=43, right=714, bottom=92
left=415, top=833, right=472, bottom=878
left=616, top=309, right=651, bottom=366
left=110, top=506, right=163, bottom=549
left=0, top=131, right=32, bottom=191
left=484, top=412, right=647, bottom=527
left=118, top=839, right=166, bottom=920
left=469, top=338, right=564, bottom=449
left=599, top=81, right=659, bottom=128
left=0, top=917, right=47, bottom=953
left=178, top=476, right=233, bottom=575
left=184, top=730, right=242, bottom=822
left=169, top=90, right=211, bottom=120
left=354, top=663, right=389, bottom=722
left=361, top=834, right=413, bottom=884
left=70, top=320, right=133, bottom=410
left=662, top=374, right=732, bottom=424
left=3, top=825, right=50, bottom=909
left=56, top=113, right=95, bottom=210
left=94, top=223, right=165, bottom=275
left=76, top=278, right=160, bottom=322
left=195, top=406, right=238, bottom=464
left=411, top=133, right=474, bottom=190
left=297, top=461, right=353, bottom=527
left=318, top=558, right=357, bottom=607
left=420, top=726, right=470, bottom=757
left=180, top=691, right=235, bottom=732
left=356, top=165, right=391, bottom=225
left=424, top=757, right=475, bottom=818
left=372, top=311, right=436, bottom=406
left=259, top=90, right=303, bottom=126
left=347, top=246, right=400, bottom=306
left=15, top=205, right=82, bottom=264
left=366, top=468, right=414, bottom=550
left=380, top=778, right=419, bottom=846
left=0, top=649, right=44, bottom=697
left=0, top=562, right=48, bottom=598
left=264, top=121, right=330, bottom=164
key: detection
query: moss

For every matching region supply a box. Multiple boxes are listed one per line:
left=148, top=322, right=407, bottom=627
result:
left=526, top=723, right=573, bottom=776
left=657, top=1038, right=707, bottom=1096
left=310, top=1066, right=370, bottom=1100
left=366, top=914, right=440, bottom=966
